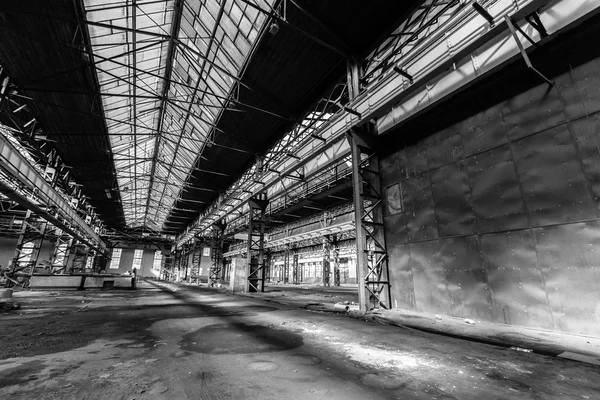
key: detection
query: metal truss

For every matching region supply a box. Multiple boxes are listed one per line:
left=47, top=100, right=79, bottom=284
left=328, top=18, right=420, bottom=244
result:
left=189, top=239, right=202, bottom=284
left=348, top=129, right=391, bottom=312
left=332, top=236, right=341, bottom=287
left=49, top=228, right=73, bottom=274
left=283, top=245, right=290, bottom=284
left=322, top=237, right=331, bottom=287
left=161, top=252, right=174, bottom=281
left=9, top=210, right=48, bottom=285
left=209, top=221, right=225, bottom=287
left=91, top=252, right=107, bottom=273
left=292, top=248, right=299, bottom=284
left=246, top=194, right=268, bottom=293
left=79, top=0, right=278, bottom=230
left=70, top=242, right=88, bottom=273
left=361, top=0, right=463, bottom=86
left=180, top=244, right=190, bottom=282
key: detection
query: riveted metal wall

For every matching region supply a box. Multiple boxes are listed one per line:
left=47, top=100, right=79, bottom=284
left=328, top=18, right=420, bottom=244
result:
left=381, top=54, right=600, bottom=336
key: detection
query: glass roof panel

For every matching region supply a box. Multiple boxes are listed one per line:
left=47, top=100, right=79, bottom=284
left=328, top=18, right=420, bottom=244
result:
left=84, top=0, right=275, bottom=230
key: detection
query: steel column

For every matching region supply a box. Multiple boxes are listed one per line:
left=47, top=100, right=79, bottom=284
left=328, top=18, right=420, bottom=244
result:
left=322, top=237, right=331, bottom=287
left=283, top=245, right=290, bottom=284
left=49, top=227, right=73, bottom=274
left=292, top=249, right=299, bottom=284
left=70, top=242, right=89, bottom=273
left=190, top=239, right=202, bottom=284
left=209, top=221, right=226, bottom=287
left=246, top=193, right=268, bottom=293
left=9, top=210, right=48, bottom=286
left=332, top=236, right=341, bottom=287
left=348, top=129, right=391, bottom=312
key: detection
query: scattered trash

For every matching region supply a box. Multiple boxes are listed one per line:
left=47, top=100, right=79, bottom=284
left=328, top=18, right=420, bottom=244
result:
left=145, top=358, right=159, bottom=363
left=334, top=302, right=359, bottom=312
left=510, top=347, right=533, bottom=353
left=464, top=319, right=475, bottom=325
left=435, top=314, right=442, bottom=320
left=99, top=373, right=112, bottom=379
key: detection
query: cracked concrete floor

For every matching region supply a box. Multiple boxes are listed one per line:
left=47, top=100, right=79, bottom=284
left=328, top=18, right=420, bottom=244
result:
left=1, top=280, right=599, bottom=400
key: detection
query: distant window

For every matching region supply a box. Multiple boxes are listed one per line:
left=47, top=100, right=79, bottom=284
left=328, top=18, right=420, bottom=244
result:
left=86, top=254, right=93, bottom=269
left=153, top=251, right=162, bottom=270
left=202, top=247, right=210, bottom=257
left=132, top=249, right=143, bottom=270
left=20, top=242, right=35, bottom=263
left=109, top=248, right=122, bottom=269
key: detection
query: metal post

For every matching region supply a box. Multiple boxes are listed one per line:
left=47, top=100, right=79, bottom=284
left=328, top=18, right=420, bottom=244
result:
left=70, top=241, right=89, bottom=273
left=333, top=235, right=341, bottom=286
left=283, top=245, right=290, bottom=284
left=246, top=193, right=268, bottom=293
left=348, top=129, right=392, bottom=312
left=49, top=227, right=73, bottom=274
left=180, top=245, right=189, bottom=282
left=292, top=249, right=299, bottom=284
left=190, top=239, right=202, bottom=284
left=322, top=237, right=331, bottom=287
left=9, top=210, right=48, bottom=286
left=210, top=221, right=226, bottom=287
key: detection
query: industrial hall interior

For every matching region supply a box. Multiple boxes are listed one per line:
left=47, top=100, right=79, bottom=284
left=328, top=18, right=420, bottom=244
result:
left=1, top=0, right=600, bottom=399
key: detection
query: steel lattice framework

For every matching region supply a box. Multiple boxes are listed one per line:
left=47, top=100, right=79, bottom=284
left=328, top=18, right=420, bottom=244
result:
left=10, top=210, right=48, bottom=282
left=209, top=221, right=225, bottom=286
left=81, top=0, right=277, bottom=230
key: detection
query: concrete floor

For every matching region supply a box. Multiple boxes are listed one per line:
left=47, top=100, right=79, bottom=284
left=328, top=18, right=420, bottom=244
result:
left=1, top=281, right=599, bottom=400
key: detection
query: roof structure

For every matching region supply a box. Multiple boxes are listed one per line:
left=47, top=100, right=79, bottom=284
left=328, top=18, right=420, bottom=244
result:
left=0, top=0, right=426, bottom=240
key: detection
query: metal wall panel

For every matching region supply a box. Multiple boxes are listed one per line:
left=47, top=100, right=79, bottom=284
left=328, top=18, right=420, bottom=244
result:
left=425, top=126, right=463, bottom=170
left=380, top=54, right=600, bottom=335
left=503, top=84, right=566, bottom=142
left=384, top=212, right=408, bottom=246
left=408, top=240, right=449, bottom=314
left=512, top=125, right=597, bottom=226
left=534, top=221, right=600, bottom=335
left=405, top=141, right=429, bottom=178
left=387, top=244, right=415, bottom=309
left=430, top=161, right=477, bottom=237
left=467, top=145, right=528, bottom=233
left=570, top=116, right=600, bottom=208
left=481, top=230, right=554, bottom=329
left=439, top=235, right=492, bottom=320
left=403, top=174, right=439, bottom=242
left=460, top=102, right=508, bottom=157
left=561, top=57, right=600, bottom=120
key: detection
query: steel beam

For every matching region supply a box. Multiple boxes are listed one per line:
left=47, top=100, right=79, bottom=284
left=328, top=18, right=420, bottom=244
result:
left=0, top=133, right=105, bottom=252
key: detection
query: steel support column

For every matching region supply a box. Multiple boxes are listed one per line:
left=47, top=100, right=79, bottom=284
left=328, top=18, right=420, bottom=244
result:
left=322, top=237, right=331, bottom=287
left=49, top=227, right=73, bottom=274
left=246, top=193, right=268, bottom=293
left=190, top=239, right=202, bottom=284
left=292, top=249, right=299, bottom=284
left=180, top=244, right=190, bottom=282
left=348, top=129, right=391, bottom=312
left=210, top=221, right=226, bottom=287
left=332, top=235, right=341, bottom=287
left=283, top=245, right=290, bottom=284
left=9, top=210, right=48, bottom=286
left=70, top=242, right=88, bottom=273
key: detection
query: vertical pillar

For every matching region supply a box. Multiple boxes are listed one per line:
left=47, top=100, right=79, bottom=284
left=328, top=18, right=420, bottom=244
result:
left=49, top=227, right=73, bottom=274
left=246, top=193, right=268, bottom=293
left=210, top=221, right=226, bottom=287
left=265, top=251, right=272, bottom=283
left=161, top=251, right=173, bottom=281
left=348, top=129, right=392, bottom=312
left=322, top=237, right=331, bottom=287
left=70, top=241, right=88, bottom=273
left=180, top=245, right=189, bottom=282
left=333, top=236, right=341, bottom=287
left=10, top=210, right=48, bottom=285
left=283, top=245, right=290, bottom=284
left=190, top=239, right=202, bottom=284
left=292, top=249, right=299, bottom=284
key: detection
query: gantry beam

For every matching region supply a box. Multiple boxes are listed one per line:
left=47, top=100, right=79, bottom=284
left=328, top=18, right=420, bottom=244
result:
left=0, top=134, right=106, bottom=253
